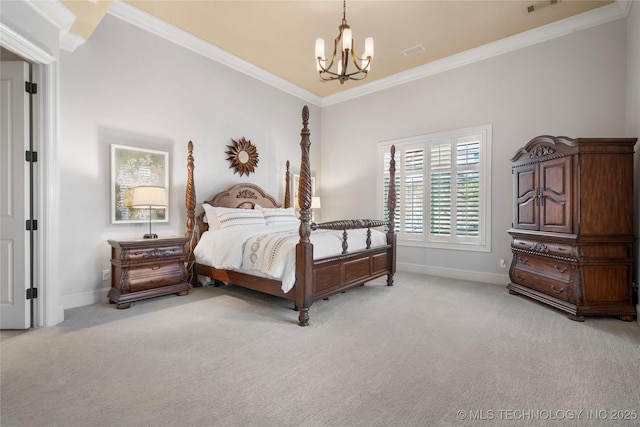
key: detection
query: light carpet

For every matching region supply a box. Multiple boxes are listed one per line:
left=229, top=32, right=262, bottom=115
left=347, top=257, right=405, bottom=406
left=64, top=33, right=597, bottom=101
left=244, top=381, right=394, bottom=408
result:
left=1, top=272, right=639, bottom=427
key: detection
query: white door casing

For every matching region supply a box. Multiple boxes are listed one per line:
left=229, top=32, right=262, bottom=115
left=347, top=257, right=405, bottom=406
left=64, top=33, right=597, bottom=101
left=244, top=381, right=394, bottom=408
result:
left=1, top=60, right=30, bottom=329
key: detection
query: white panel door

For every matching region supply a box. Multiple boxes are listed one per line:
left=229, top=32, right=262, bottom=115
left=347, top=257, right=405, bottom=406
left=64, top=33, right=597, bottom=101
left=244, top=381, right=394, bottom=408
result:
left=1, top=61, right=30, bottom=329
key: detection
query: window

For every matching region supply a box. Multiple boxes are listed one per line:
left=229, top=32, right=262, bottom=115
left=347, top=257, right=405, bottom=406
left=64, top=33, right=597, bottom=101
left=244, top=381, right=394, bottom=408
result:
left=379, top=125, right=492, bottom=252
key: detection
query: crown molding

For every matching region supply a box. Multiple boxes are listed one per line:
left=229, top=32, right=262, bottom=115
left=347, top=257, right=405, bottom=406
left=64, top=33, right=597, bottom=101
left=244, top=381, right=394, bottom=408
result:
left=60, top=31, right=86, bottom=53
left=107, top=0, right=321, bottom=106
left=320, top=0, right=632, bottom=107
left=23, top=0, right=76, bottom=36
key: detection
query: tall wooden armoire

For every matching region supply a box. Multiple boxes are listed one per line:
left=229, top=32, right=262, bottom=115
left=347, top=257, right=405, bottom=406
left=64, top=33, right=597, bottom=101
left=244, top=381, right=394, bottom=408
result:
left=507, top=135, right=637, bottom=321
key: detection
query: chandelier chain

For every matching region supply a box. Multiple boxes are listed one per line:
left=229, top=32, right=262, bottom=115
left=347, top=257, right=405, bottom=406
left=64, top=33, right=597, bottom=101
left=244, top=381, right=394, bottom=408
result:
left=342, top=0, right=347, bottom=25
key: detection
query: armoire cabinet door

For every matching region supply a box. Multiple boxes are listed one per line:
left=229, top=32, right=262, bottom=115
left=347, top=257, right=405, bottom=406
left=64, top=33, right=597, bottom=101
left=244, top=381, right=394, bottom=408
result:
left=539, top=156, right=572, bottom=233
left=513, top=163, right=538, bottom=230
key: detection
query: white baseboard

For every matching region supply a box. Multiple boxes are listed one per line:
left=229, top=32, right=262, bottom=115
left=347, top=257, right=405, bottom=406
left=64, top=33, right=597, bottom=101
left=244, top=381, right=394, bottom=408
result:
left=62, top=287, right=110, bottom=310
left=397, top=262, right=510, bottom=286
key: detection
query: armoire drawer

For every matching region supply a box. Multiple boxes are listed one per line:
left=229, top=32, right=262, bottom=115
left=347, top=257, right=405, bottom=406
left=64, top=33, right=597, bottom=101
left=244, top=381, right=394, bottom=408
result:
left=512, top=238, right=574, bottom=258
left=510, top=268, right=571, bottom=302
left=512, top=254, right=571, bottom=283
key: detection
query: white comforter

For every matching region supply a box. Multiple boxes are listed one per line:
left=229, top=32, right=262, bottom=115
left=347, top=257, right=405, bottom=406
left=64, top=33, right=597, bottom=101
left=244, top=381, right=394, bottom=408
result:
left=194, top=224, right=387, bottom=292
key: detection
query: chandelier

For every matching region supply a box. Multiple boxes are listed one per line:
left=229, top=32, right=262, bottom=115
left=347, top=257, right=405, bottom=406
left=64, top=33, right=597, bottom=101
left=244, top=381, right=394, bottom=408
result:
left=315, top=0, right=374, bottom=84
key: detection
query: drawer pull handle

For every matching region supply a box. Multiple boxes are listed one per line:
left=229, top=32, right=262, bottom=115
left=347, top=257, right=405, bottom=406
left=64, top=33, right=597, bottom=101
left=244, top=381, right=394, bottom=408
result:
left=554, top=265, right=567, bottom=273
left=550, top=285, right=564, bottom=294
left=150, top=265, right=161, bottom=270
left=515, top=274, right=526, bottom=281
left=518, top=257, right=528, bottom=264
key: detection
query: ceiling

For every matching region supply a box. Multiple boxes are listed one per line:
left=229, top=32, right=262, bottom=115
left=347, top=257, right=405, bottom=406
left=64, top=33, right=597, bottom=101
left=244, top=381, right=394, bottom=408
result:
left=61, top=0, right=614, bottom=99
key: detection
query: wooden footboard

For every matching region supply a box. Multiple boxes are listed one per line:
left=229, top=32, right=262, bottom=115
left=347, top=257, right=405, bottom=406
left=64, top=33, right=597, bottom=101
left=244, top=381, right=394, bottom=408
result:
left=185, top=105, right=396, bottom=326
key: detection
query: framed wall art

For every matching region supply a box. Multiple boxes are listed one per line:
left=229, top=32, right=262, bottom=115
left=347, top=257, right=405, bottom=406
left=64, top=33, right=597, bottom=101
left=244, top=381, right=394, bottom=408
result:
left=110, top=144, right=169, bottom=224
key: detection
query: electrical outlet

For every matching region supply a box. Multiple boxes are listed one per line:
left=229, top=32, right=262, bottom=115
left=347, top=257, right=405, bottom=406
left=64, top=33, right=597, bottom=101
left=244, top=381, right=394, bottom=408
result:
left=102, top=270, right=111, bottom=281
left=499, top=259, right=507, bottom=269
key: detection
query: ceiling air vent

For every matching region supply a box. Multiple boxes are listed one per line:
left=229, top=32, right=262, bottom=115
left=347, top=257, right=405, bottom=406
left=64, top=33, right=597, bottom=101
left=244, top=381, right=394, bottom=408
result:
left=402, top=44, right=426, bottom=57
left=527, top=0, right=559, bottom=13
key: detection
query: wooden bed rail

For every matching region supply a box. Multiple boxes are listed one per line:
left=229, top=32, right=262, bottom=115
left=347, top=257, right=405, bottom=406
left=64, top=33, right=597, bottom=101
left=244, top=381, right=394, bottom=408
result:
left=311, top=219, right=390, bottom=254
left=311, top=219, right=390, bottom=231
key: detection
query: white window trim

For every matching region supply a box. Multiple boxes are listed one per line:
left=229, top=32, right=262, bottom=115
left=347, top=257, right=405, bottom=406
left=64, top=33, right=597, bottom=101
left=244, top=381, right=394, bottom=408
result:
left=378, top=124, right=492, bottom=253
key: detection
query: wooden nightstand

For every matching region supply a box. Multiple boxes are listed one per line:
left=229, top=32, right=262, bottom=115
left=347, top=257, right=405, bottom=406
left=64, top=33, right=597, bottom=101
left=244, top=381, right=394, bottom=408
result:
left=108, top=236, right=191, bottom=309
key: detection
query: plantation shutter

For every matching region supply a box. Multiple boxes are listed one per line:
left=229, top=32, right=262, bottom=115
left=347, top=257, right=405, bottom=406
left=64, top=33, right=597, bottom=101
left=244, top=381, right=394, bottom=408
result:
left=455, top=137, right=481, bottom=238
left=429, top=141, right=452, bottom=237
left=404, top=149, right=424, bottom=235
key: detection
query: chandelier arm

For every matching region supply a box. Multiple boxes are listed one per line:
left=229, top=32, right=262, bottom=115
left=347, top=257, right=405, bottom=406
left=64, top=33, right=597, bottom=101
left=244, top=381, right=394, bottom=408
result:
left=317, top=56, right=338, bottom=73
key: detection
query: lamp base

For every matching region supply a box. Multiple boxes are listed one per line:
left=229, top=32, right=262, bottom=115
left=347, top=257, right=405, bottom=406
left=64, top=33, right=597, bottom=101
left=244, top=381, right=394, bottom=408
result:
left=143, top=233, right=158, bottom=239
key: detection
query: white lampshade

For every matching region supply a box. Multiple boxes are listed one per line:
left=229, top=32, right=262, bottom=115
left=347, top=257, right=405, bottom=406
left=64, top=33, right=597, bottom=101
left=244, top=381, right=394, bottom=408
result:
left=132, top=186, right=167, bottom=208
left=311, top=197, right=321, bottom=209
left=315, top=38, right=325, bottom=59
left=364, top=37, right=374, bottom=58
left=341, top=27, right=352, bottom=52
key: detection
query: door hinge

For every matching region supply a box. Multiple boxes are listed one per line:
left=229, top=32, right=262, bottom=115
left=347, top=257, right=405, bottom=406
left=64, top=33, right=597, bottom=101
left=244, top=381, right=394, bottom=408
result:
left=26, top=288, right=38, bottom=300
left=25, top=81, right=37, bottom=94
left=26, top=151, right=38, bottom=162
left=26, top=219, right=38, bottom=231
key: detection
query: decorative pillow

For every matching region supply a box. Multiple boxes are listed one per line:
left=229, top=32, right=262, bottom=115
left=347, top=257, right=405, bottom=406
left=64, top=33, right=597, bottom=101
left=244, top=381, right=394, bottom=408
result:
left=202, top=204, right=220, bottom=229
left=256, top=205, right=299, bottom=226
left=213, top=206, right=267, bottom=229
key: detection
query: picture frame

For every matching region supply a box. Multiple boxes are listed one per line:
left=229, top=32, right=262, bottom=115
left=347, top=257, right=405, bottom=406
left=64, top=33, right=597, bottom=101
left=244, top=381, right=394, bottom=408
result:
left=111, top=144, right=169, bottom=224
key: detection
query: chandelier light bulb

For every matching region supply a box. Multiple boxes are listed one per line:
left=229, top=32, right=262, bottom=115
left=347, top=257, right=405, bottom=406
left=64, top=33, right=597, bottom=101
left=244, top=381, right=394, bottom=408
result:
left=315, top=38, right=325, bottom=59
left=364, top=37, right=374, bottom=58
left=341, top=27, right=352, bottom=52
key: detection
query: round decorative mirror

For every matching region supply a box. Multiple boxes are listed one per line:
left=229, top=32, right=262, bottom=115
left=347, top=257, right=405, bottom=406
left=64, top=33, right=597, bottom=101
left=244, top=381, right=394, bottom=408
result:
left=225, top=137, right=259, bottom=176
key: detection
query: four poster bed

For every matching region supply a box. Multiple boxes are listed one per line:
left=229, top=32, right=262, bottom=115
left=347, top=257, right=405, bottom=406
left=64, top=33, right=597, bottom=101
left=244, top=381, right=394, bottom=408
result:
left=185, top=106, right=397, bottom=326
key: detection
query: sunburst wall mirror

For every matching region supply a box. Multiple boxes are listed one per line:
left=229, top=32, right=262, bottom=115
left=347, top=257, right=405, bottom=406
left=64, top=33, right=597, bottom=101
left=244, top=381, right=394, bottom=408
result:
left=225, top=137, right=259, bottom=176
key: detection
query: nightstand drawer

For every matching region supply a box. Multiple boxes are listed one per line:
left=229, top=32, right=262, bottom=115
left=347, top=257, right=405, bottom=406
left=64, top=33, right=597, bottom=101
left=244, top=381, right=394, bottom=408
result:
left=124, top=245, right=184, bottom=262
left=127, top=263, right=184, bottom=292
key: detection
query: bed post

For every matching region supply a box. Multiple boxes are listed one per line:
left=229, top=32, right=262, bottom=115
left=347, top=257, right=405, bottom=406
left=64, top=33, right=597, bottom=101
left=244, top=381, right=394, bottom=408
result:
left=185, top=140, right=198, bottom=286
left=387, top=145, right=397, bottom=286
left=295, top=106, right=313, bottom=326
left=284, top=160, right=291, bottom=209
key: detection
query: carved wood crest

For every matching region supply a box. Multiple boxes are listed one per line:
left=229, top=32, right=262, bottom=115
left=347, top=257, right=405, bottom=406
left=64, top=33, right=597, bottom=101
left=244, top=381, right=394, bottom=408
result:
left=236, top=189, right=257, bottom=199
left=529, top=145, right=555, bottom=159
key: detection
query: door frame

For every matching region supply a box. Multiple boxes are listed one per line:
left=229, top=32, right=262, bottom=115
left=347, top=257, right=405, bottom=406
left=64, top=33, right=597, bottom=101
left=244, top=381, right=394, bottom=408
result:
left=1, top=23, right=64, bottom=327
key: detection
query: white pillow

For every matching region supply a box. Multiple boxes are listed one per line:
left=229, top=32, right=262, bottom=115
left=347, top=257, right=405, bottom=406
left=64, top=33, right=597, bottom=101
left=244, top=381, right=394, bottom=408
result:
left=256, top=205, right=299, bottom=226
left=202, top=204, right=220, bottom=230
left=213, top=206, right=267, bottom=229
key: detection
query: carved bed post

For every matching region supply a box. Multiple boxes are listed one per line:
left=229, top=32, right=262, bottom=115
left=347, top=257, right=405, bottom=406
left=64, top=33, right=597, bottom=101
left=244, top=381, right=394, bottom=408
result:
left=295, top=105, right=313, bottom=326
left=284, top=160, right=291, bottom=209
left=185, top=141, right=198, bottom=286
left=387, top=145, right=397, bottom=286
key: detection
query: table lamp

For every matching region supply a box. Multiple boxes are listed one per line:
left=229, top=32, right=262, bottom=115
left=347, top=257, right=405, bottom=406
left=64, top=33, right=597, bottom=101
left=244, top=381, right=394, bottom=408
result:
left=132, top=186, right=167, bottom=239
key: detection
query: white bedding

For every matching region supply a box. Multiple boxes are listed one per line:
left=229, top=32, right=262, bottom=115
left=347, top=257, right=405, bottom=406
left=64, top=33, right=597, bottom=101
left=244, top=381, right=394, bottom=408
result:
left=194, top=223, right=387, bottom=292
